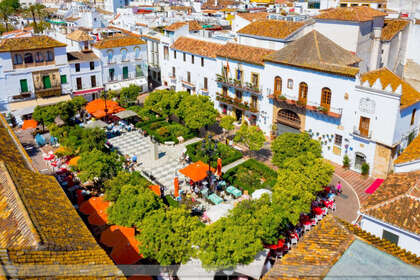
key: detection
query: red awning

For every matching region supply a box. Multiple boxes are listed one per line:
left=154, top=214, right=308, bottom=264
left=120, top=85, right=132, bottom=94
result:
left=74, top=87, right=104, bottom=95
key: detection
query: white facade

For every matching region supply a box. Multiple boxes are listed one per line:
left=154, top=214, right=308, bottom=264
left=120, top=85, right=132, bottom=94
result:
left=68, top=57, right=104, bottom=101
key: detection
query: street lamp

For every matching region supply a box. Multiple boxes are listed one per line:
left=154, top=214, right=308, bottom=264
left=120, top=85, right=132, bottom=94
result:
left=201, top=135, right=218, bottom=192
left=103, top=90, right=109, bottom=122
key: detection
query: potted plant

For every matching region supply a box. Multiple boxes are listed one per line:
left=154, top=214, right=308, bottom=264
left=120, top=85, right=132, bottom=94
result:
left=270, top=123, right=277, bottom=140
left=361, top=162, right=370, bottom=176
left=343, top=155, right=350, bottom=169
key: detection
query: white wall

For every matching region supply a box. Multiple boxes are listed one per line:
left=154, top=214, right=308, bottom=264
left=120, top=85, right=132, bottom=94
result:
left=69, top=60, right=103, bottom=92
left=407, top=22, right=420, bottom=64
left=238, top=35, right=285, bottom=51
left=394, top=159, right=420, bottom=173
left=314, top=20, right=360, bottom=52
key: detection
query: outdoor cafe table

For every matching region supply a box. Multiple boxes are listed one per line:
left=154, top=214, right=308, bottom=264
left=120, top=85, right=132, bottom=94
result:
left=226, top=186, right=242, bottom=198
left=201, top=187, right=209, bottom=198
left=208, top=193, right=223, bottom=205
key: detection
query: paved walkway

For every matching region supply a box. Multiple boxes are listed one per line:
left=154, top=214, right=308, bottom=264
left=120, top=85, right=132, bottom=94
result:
left=221, top=157, right=247, bottom=172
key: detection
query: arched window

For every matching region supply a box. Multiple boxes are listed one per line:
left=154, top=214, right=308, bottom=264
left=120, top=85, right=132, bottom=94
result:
left=107, top=50, right=113, bottom=63
left=24, top=53, right=33, bottom=64
left=46, top=51, right=54, bottom=61
left=274, top=76, right=282, bottom=95
left=13, top=54, right=23, bottom=65
left=134, top=47, right=140, bottom=59
left=298, top=82, right=308, bottom=105
left=35, top=52, right=44, bottom=63
left=277, top=109, right=301, bottom=128
left=321, top=87, right=331, bottom=111
left=121, top=48, right=127, bottom=61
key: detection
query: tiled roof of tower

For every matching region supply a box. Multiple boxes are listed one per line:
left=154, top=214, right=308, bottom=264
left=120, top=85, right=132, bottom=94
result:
left=361, top=172, right=420, bottom=235
left=237, top=12, right=268, bottom=22
left=0, top=35, right=66, bottom=52
left=0, top=115, right=125, bottom=279
left=93, top=34, right=145, bottom=49
left=66, top=29, right=93, bottom=42
left=171, top=37, right=223, bottom=58
left=381, top=19, right=410, bottom=41
left=395, top=135, right=420, bottom=164
left=264, top=30, right=360, bottom=77
left=237, top=19, right=305, bottom=40
left=361, top=68, right=420, bottom=108
left=314, top=6, right=387, bottom=22
left=217, top=43, right=275, bottom=65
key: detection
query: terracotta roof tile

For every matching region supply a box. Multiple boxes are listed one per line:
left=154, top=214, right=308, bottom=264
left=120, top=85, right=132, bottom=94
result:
left=381, top=19, right=410, bottom=41
left=67, top=51, right=99, bottom=63
left=217, top=43, right=274, bottom=65
left=93, top=34, right=145, bottom=49
left=171, top=37, right=223, bottom=58
left=164, top=22, right=188, bottom=31
left=315, top=6, right=387, bottom=22
left=238, top=19, right=305, bottom=40
left=237, top=12, right=268, bottom=22
left=361, top=68, right=420, bottom=108
left=65, top=16, right=81, bottom=22
left=109, top=26, right=142, bottom=38
left=264, top=30, right=360, bottom=77
left=66, top=29, right=93, bottom=42
left=0, top=35, right=66, bottom=52
left=188, top=21, right=203, bottom=31
left=395, top=135, right=420, bottom=164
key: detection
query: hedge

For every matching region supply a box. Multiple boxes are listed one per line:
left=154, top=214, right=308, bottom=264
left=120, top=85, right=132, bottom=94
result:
left=186, top=141, right=243, bottom=168
left=137, top=120, right=198, bottom=144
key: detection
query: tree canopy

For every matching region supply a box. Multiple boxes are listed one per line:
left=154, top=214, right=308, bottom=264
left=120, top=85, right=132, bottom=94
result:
left=118, top=85, right=142, bottom=108
left=137, top=207, right=203, bottom=265
left=77, top=149, right=123, bottom=183
left=271, top=132, right=322, bottom=168
left=50, top=126, right=106, bottom=155
left=219, top=115, right=235, bottom=132
left=234, top=123, right=266, bottom=153
left=104, top=171, right=151, bottom=202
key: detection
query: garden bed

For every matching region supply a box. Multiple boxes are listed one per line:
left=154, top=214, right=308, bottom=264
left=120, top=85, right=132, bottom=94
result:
left=137, top=119, right=198, bottom=144
left=223, top=159, right=277, bottom=194
left=186, top=141, right=243, bottom=168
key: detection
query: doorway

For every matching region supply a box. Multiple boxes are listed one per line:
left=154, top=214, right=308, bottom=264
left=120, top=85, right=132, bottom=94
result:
left=354, top=152, right=366, bottom=170
left=235, top=109, right=242, bottom=122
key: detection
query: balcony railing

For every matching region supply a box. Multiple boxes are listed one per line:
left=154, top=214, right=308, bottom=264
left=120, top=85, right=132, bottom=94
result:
left=12, top=92, right=32, bottom=100
left=181, top=78, right=195, bottom=88
left=353, top=126, right=372, bottom=139
left=216, top=92, right=259, bottom=113
left=35, top=87, right=62, bottom=98
left=216, top=74, right=262, bottom=95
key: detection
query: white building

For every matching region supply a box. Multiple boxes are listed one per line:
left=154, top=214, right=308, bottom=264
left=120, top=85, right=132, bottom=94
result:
left=92, top=34, right=148, bottom=92
left=359, top=172, right=420, bottom=256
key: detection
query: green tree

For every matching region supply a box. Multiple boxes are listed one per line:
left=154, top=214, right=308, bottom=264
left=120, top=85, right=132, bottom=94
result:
left=219, top=115, right=235, bottom=140
left=234, top=123, right=266, bottom=157
left=51, top=126, right=106, bottom=154
left=144, top=90, right=165, bottom=114
left=70, top=96, right=87, bottom=117
left=0, top=0, right=19, bottom=33
left=22, top=3, right=45, bottom=33
left=118, top=85, right=141, bottom=108
left=176, top=95, right=218, bottom=130
left=107, top=184, right=163, bottom=227
left=32, top=105, right=59, bottom=131
left=77, top=149, right=123, bottom=183
left=55, top=101, right=76, bottom=125
left=271, top=132, right=322, bottom=168
left=104, top=171, right=151, bottom=202
left=137, top=207, right=203, bottom=265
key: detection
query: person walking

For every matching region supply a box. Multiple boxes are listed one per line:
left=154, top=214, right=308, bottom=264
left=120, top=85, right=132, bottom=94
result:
left=336, top=181, right=342, bottom=194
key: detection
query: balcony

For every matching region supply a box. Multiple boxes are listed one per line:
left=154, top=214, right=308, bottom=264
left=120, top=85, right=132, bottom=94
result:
left=216, top=92, right=259, bottom=113
left=216, top=74, right=262, bottom=95
left=169, top=75, right=176, bottom=82
left=181, top=78, right=195, bottom=89
left=352, top=126, right=372, bottom=139
left=35, top=87, right=62, bottom=98
left=12, top=92, right=32, bottom=100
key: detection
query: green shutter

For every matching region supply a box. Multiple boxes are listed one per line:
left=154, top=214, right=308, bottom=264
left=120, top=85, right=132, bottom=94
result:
left=43, top=76, right=51, bottom=89
left=20, top=79, right=28, bottom=93
left=123, top=66, right=128, bottom=79
left=60, top=75, right=67, bottom=84
left=136, top=65, right=143, bottom=77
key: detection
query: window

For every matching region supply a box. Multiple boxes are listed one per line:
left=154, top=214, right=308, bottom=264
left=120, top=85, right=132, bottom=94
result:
left=411, top=109, right=416, bottom=125
left=287, top=79, right=293, bottom=89
left=164, top=46, right=169, bottom=60
left=334, top=134, right=342, bottom=146
left=123, top=66, right=129, bottom=79
left=90, top=61, right=95, bottom=70
left=46, top=51, right=54, bottom=62
left=222, top=86, right=227, bottom=95
left=274, top=76, right=282, bottom=95
left=251, top=95, right=258, bottom=108
left=24, top=53, right=33, bottom=64
left=91, top=75, right=96, bottom=88
left=13, top=54, right=23, bottom=65
left=298, top=82, right=308, bottom=105
left=191, top=55, right=194, bottom=64
left=359, top=116, right=370, bottom=137
left=251, top=73, right=259, bottom=88
left=236, top=69, right=242, bottom=82
left=382, top=230, right=399, bottom=245
left=187, top=71, right=191, bottom=83
left=35, top=52, right=44, bottom=63
left=172, top=67, right=176, bottom=77
left=107, top=50, right=113, bottom=64
left=204, top=77, right=208, bottom=90
left=121, top=49, right=128, bottom=61
left=340, top=3, right=347, bottom=7
left=136, top=65, right=143, bottom=77
left=75, top=63, right=80, bottom=72
left=60, top=75, right=67, bottom=84
left=42, top=75, right=51, bottom=89
left=135, top=47, right=140, bottom=59
left=76, top=77, right=82, bottom=90
left=321, top=87, right=332, bottom=111
left=183, top=53, right=186, bottom=62
left=223, top=66, right=228, bottom=78
left=173, top=50, right=177, bottom=59
left=235, top=90, right=242, bottom=100
left=20, top=79, right=28, bottom=93
left=201, top=57, right=204, bottom=67
left=109, top=68, right=115, bottom=81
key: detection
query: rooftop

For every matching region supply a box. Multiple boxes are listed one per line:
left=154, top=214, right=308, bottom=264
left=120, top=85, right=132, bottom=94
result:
left=164, top=22, right=188, bottom=31
left=381, top=19, right=410, bottom=41
left=171, top=37, right=223, bottom=58
left=93, top=34, right=145, bottom=49
left=315, top=6, right=387, bottom=22
left=67, top=51, right=99, bottom=63
left=237, top=12, right=268, bottom=22
left=238, top=19, right=306, bottom=40
left=188, top=21, right=203, bottom=32
left=395, top=134, right=420, bottom=164
left=217, top=43, right=275, bottom=66
left=0, top=35, right=66, bottom=52
left=264, top=30, right=360, bottom=77
left=66, top=29, right=93, bottom=42
left=360, top=68, right=420, bottom=108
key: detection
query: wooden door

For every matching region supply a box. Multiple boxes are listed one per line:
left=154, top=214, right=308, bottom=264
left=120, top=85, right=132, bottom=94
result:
left=359, top=116, right=370, bottom=137
left=298, top=82, right=308, bottom=105
left=321, top=88, right=331, bottom=111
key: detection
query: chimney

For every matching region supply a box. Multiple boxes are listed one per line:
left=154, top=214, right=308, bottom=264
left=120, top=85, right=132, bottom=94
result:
left=369, top=26, right=382, bottom=71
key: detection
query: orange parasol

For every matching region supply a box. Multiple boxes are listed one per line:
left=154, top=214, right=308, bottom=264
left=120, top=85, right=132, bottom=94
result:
left=87, top=208, right=108, bottom=226
left=149, top=185, right=161, bottom=196
left=216, top=158, right=222, bottom=177
left=86, top=99, right=125, bottom=119
left=79, top=196, right=110, bottom=216
left=22, top=119, right=38, bottom=130
left=179, top=161, right=215, bottom=182
left=69, top=156, right=80, bottom=167
left=174, top=177, right=179, bottom=198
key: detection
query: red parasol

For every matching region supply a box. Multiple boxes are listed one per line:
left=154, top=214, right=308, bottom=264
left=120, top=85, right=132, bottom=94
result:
left=22, top=119, right=38, bottom=130
left=174, top=177, right=179, bottom=198
left=79, top=196, right=110, bottom=215
left=179, top=161, right=215, bottom=182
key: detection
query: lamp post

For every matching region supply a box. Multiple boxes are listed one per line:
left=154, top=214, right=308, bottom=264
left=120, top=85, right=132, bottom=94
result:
left=201, top=135, right=218, bottom=192
left=103, top=90, right=109, bottom=122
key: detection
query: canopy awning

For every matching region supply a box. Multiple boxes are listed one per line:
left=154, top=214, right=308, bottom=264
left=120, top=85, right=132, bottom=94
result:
left=179, top=161, right=215, bottom=182
left=85, top=120, right=107, bottom=129
left=22, top=119, right=38, bottom=130
left=9, top=95, right=72, bottom=114
left=115, top=109, right=138, bottom=119
left=73, top=87, right=104, bottom=96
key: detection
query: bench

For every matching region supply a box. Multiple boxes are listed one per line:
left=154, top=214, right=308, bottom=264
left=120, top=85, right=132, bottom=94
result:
left=164, top=141, right=175, bottom=146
